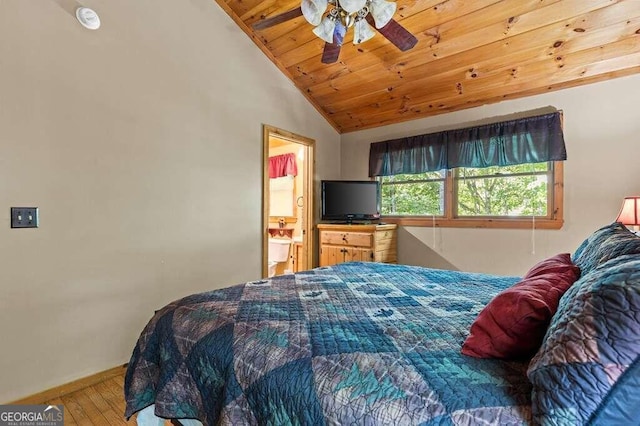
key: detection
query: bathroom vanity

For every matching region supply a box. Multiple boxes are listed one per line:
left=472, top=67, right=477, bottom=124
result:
left=317, top=223, right=397, bottom=267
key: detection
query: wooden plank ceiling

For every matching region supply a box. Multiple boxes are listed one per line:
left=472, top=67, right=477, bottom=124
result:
left=215, top=0, right=640, bottom=133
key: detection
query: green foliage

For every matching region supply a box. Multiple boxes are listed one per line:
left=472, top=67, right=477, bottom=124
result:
left=380, top=163, right=549, bottom=217
left=457, top=174, right=547, bottom=216
left=380, top=172, right=445, bottom=215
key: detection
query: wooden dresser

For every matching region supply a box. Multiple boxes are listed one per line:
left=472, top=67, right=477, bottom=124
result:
left=317, top=223, right=397, bottom=267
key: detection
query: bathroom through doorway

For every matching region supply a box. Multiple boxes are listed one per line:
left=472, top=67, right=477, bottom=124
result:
left=262, top=125, right=315, bottom=278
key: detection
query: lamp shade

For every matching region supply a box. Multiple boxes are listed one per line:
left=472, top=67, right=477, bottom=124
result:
left=616, top=196, right=640, bottom=225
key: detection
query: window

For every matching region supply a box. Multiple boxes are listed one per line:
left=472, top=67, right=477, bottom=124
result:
left=381, top=170, right=445, bottom=216
left=379, top=161, right=563, bottom=229
left=456, top=162, right=549, bottom=216
left=370, top=112, right=566, bottom=229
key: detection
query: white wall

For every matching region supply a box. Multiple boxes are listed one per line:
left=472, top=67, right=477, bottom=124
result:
left=0, top=0, right=340, bottom=402
left=341, top=73, right=640, bottom=276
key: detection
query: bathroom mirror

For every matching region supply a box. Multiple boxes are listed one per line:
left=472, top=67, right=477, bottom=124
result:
left=269, top=175, right=296, bottom=221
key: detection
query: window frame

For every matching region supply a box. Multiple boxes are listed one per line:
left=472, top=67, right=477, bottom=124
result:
left=378, top=161, right=564, bottom=230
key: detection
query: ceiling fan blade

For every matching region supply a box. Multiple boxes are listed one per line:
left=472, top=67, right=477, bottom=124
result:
left=366, top=16, right=418, bottom=51
left=321, top=42, right=342, bottom=63
left=320, top=22, right=346, bottom=64
left=252, top=7, right=303, bottom=31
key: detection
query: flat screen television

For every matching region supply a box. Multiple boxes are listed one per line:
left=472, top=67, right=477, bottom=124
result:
left=321, top=180, right=381, bottom=223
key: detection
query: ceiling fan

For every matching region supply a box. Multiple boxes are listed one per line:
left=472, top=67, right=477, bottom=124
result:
left=252, top=0, right=418, bottom=64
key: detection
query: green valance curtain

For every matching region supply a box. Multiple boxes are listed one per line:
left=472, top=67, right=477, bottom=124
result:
left=369, top=112, right=566, bottom=177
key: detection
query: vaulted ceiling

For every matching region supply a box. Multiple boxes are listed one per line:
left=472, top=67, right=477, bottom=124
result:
left=215, top=0, right=640, bottom=133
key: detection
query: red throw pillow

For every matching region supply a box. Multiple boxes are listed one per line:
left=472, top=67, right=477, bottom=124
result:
left=524, top=253, right=580, bottom=279
left=461, top=253, right=580, bottom=359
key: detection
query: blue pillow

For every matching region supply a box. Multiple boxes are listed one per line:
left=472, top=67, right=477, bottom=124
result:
left=527, top=255, right=640, bottom=425
left=572, top=222, right=640, bottom=276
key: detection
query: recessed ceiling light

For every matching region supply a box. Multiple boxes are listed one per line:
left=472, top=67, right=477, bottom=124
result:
left=75, top=7, right=101, bottom=30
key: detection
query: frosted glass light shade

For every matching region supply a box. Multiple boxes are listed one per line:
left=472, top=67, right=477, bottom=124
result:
left=370, top=0, right=396, bottom=28
left=301, top=0, right=328, bottom=26
left=353, top=19, right=375, bottom=44
left=338, top=0, right=367, bottom=14
left=313, top=15, right=337, bottom=43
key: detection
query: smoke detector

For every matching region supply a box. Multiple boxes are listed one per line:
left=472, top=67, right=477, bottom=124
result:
left=76, top=7, right=101, bottom=30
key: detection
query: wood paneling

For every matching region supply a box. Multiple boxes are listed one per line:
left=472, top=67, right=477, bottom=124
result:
left=214, top=0, right=640, bottom=133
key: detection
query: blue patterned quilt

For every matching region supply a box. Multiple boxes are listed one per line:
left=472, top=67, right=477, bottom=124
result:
left=125, top=262, right=532, bottom=425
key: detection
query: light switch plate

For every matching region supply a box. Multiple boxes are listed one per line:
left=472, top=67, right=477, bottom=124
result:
left=11, top=207, right=39, bottom=228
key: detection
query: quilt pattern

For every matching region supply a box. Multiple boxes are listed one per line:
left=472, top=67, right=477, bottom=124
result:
left=125, top=262, right=532, bottom=425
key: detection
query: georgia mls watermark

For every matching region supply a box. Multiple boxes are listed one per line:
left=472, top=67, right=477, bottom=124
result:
left=0, top=405, right=63, bottom=426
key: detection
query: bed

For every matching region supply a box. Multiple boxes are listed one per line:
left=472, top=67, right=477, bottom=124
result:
left=125, top=223, right=640, bottom=425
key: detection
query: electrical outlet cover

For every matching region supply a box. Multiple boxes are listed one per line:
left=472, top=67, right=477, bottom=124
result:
left=11, top=207, right=39, bottom=228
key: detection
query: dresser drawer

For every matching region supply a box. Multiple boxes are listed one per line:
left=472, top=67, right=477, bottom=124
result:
left=376, top=229, right=395, bottom=240
left=320, top=231, right=373, bottom=248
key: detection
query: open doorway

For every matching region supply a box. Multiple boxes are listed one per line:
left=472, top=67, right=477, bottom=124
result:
left=262, top=125, right=315, bottom=278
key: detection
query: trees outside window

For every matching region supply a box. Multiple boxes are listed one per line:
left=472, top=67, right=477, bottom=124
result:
left=379, top=162, right=563, bottom=229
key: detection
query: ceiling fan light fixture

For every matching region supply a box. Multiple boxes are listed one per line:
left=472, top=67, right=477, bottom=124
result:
left=353, top=18, right=375, bottom=44
left=369, top=0, right=396, bottom=28
left=313, top=14, right=338, bottom=43
left=252, top=0, right=416, bottom=64
left=338, top=0, right=367, bottom=14
left=301, top=0, right=328, bottom=26
left=343, top=12, right=356, bottom=28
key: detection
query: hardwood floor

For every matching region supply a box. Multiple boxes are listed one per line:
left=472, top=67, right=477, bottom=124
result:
left=41, top=368, right=170, bottom=426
